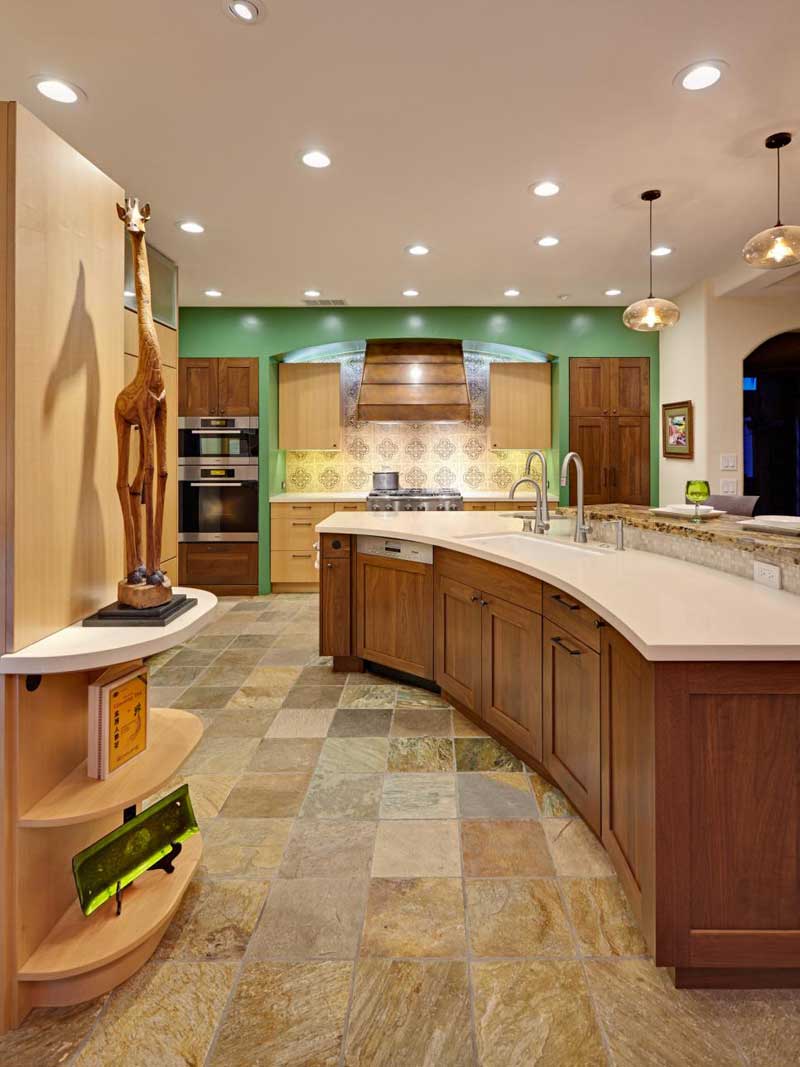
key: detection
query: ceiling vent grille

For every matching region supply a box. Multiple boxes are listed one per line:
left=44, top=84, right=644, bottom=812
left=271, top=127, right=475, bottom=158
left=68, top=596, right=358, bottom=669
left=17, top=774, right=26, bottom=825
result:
left=303, top=298, right=348, bottom=307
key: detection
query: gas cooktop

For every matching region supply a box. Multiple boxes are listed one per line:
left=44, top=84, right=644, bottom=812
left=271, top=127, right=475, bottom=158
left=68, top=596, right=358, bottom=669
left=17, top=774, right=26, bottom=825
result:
left=367, top=487, right=464, bottom=512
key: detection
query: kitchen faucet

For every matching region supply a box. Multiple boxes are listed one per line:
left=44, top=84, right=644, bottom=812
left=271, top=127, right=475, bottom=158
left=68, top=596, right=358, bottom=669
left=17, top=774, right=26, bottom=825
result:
left=508, top=477, right=549, bottom=534
left=560, top=451, right=591, bottom=544
left=523, top=450, right=550, bottom=529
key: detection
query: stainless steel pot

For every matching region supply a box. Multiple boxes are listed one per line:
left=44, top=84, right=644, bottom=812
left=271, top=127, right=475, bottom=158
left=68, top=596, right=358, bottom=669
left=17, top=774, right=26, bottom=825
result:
left=372, top=470, right=400, bottom=491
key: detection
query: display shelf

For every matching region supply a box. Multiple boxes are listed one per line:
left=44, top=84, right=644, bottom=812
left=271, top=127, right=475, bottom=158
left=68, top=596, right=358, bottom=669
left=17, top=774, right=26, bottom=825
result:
left=0, top=587, right=217, bottom=675
left=18, top=707, right=203, bottom=827
left=18, top=832, right=202, bottom=983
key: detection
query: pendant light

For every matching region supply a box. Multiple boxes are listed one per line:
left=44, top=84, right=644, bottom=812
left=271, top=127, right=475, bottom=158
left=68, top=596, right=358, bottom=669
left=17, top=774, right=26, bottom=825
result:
left=623, top=190, right=680, bottom=332
left=742, top=132, right=800, bottom=269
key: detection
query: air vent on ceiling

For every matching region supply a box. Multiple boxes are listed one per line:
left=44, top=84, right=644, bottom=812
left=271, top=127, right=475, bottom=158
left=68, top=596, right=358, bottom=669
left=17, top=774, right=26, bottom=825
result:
left=303, top=298, right=348, bottom=307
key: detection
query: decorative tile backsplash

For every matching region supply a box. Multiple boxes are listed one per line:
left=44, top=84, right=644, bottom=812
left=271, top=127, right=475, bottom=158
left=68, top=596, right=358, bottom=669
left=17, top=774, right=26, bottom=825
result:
left=285, top=352, right=551, bottom=493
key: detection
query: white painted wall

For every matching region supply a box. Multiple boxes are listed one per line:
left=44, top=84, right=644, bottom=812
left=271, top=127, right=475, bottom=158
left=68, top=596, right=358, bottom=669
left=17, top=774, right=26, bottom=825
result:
left=659, top=277, right=800, bottom=504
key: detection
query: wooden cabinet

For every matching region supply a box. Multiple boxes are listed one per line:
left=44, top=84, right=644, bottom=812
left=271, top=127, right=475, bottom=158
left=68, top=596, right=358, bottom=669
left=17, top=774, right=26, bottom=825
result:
left=355, top=552, right=434, bottom=677
left=489, top=362, right=552, bottom=449
left=543, top=619, right=601, bottom=832
left=179, top=542, right=258, bottom=594
left=434, top=550, right=543, bottom=755
left=570, top=357, right=649, bottom=416
left=320, top=535, right=352, bottom=658
left=279, top=363, right=341, bottom=450
left=178, top=357, right=258, bottom=416
left=482, top=595, right=542, bottom=759
left=569, top=357, right=651, bottom=505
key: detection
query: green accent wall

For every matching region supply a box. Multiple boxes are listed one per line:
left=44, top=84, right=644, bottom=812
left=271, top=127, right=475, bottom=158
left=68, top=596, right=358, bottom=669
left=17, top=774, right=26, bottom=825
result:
left=179, top=306, right=660, bottom=591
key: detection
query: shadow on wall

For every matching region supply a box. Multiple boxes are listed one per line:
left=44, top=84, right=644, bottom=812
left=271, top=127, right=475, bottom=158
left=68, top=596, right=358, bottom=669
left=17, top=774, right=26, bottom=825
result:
left=43, top=262, right=107, bottom=608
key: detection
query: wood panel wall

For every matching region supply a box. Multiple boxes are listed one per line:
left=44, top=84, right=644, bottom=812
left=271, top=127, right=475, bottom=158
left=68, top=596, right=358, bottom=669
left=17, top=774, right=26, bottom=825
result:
left=8, top=104, right=125, bottom=651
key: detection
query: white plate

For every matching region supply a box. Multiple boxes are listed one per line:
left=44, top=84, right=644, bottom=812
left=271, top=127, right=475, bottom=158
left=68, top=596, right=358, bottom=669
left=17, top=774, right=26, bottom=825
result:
left=742, top=515, right=800, bottom=526
left=738, top=516, right=800, bottom=534
left=657, top=503, right=716, bottom=514
left=650, top=507, right=726, bottom=520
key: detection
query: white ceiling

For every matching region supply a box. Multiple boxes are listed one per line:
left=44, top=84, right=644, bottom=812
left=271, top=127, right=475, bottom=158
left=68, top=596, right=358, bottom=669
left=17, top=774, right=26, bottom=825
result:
left=3, top=0, right=800, bottom=307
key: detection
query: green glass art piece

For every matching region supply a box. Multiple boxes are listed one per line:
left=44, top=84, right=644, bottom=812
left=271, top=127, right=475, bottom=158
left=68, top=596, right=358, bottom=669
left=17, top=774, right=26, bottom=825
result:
left=72, top=784, right=199, bottom=917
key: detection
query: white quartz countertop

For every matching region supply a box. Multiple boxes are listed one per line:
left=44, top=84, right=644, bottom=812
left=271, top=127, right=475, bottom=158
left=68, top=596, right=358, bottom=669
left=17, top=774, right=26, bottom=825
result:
left=315, top=512, right=800, bottom=662
left=0, top=588, right=217, bottom=674
left=270, top=491, right=558, bottom=503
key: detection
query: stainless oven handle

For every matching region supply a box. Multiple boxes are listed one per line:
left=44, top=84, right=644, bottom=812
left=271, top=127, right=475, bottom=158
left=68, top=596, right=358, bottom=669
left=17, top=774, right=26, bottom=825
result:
left=191, top=429, right=242, bottom=434
left=190, top=481, right=244, bottom=487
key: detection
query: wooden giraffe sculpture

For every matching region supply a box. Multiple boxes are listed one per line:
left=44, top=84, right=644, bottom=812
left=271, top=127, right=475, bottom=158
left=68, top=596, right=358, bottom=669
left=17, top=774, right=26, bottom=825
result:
left=115, top=197, right=172, bottom=608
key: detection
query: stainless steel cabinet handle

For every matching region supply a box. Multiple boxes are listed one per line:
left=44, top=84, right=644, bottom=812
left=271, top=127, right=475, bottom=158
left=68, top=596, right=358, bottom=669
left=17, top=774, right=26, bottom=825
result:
left=551, top=636, right=582, bottom=655
left=191, top=429, right=241, bottom=434
left=550, top=593, right=580, bottom=611
left=190, top=482, right=243, bottom=487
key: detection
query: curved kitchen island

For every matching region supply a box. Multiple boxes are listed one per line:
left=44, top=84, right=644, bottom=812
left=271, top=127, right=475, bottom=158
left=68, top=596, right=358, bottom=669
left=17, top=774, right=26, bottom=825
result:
left=316, top=510, right=800, bottom=990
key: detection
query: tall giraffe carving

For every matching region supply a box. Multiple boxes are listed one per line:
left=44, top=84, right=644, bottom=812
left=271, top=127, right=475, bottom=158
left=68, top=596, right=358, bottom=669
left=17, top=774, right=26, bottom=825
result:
left=115, top=197, right=172, bottom=608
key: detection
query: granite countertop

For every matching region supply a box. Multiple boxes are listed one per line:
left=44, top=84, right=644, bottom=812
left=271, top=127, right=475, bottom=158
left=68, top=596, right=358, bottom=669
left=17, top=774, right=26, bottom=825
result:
left=316, top=511, right=800, bottom=662
left=569, top=504, right=800, bottom=565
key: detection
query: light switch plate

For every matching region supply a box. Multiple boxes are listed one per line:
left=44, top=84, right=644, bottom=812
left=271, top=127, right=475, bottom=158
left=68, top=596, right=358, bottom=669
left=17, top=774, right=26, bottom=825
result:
left=720, top=454, right=738, bottom=471
left=754, top=560, right=782, bottom=590
left=720, top=478, right=738, bottom=494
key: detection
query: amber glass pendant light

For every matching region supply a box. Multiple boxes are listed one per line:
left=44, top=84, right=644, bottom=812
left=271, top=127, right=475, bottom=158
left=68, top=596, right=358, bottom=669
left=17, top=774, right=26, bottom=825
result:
left=742, top=132, right=800, bottom=269
left=623, top=190, right=680, bottom=332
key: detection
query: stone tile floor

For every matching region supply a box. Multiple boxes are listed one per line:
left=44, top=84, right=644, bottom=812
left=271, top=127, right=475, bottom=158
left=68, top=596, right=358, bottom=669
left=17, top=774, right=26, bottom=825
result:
left=4, top=594, right=800, bottom=1066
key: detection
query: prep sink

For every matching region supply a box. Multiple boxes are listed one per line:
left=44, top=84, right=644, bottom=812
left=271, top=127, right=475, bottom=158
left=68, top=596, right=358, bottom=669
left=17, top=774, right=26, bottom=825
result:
left=456, top=532, right=611, bottom=558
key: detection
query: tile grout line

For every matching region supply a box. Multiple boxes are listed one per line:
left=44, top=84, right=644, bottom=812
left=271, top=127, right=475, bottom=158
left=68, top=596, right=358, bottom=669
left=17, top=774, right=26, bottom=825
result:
left=456, top=756, right=483, bottom=1066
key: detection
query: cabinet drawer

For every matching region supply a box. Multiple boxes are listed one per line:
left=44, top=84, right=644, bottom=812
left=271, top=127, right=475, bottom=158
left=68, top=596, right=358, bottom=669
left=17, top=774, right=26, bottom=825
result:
left=542, top=583, right=603, bottom=652
left=180, top=543, right=258, bottom=586
left=435, top=547, right=541, bottom=613
left=270, top=517, right=317, bottom=551
left=270, top=549, right=319, bottom=583
left=495, top=501, right=537, bottom=511
left=271, top=502, right=333, bottom=520
left=332, top=502, right=366, bottom=512
left=464, top=502, right=495, bottom=512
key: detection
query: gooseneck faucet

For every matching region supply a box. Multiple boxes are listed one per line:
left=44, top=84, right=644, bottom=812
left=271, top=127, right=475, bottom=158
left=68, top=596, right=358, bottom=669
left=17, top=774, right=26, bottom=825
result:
left=508, top=477, right=549, bottom=535
left=560, top=451, right=591, bottom=544
left=523, top=450, right=550, bottom=529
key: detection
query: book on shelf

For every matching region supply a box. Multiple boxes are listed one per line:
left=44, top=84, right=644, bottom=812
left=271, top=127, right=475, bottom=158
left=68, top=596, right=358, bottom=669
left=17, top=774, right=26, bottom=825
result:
left=87, top=662, right=149, bottom=780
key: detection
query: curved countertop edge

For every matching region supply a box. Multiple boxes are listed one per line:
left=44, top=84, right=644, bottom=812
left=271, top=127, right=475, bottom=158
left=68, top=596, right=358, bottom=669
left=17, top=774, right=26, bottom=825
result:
left=315, top=513, right=800, bottom=663
left=0, top=588, right=218, bottom=675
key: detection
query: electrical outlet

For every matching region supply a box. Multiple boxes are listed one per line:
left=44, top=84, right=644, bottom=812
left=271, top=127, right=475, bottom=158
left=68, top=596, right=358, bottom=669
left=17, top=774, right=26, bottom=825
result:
left=720, top=454, right=738, bottom=471
left=720, top=478, right=738, bottom=494
left=754, top=560, right=782, bottom=590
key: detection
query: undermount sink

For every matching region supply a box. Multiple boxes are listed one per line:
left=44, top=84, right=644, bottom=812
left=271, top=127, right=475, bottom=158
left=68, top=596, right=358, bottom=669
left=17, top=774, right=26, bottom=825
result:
left=456, top=532, right=611, bottom=557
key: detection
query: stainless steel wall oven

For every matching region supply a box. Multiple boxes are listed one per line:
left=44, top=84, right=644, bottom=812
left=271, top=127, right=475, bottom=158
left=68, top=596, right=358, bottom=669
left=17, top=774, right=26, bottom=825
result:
left=178, top=416, right=258, bottom=465
left=178, top=465, right=259, bottom=542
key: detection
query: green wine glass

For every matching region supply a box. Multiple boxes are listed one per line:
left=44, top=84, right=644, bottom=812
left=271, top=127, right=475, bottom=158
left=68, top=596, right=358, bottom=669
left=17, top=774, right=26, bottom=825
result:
left=686, top=480, right=711, bottom=523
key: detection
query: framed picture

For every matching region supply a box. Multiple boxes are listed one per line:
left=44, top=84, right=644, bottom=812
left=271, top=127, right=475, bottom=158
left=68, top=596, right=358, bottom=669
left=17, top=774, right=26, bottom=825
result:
left=662, top=400, right=694, bottom=459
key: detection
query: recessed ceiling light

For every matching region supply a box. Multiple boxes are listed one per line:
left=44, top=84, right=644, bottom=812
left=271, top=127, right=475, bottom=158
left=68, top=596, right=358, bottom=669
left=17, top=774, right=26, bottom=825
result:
left=605, top=288, right=623, bottom=296
left=504, top=289, right=520, bottom=297
left=531, top=180, right=560, bottom=197
left=676, top=60, right=725, bottom=91
left=227, top=0, right=261, bottom=22
left=406, top=244, right=430, bottom=256
left=402, top=289, right=419, bottom=297
left=178, top=220, right=205, bottom=234
left=124, top=290, right=135, bottom=298
left=301, top=150, right=331, bottom=169
left=304, top=289, right=321, bottom=298
left=34, top=77, right=82, bottom=104
left=651, top=246, right=672, bottom=256
left=537, top=235, right=560, bottom=247
left=205, top=289, right=223, bottom=298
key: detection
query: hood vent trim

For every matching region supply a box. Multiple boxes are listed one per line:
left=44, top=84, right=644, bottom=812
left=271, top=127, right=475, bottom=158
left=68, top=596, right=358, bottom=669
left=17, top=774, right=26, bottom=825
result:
left=357, top=338, right=470, bottom=422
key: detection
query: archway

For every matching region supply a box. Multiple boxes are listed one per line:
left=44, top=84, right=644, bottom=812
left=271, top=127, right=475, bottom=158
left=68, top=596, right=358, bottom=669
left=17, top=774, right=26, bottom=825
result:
left=743, top=330, right=800, bottom=515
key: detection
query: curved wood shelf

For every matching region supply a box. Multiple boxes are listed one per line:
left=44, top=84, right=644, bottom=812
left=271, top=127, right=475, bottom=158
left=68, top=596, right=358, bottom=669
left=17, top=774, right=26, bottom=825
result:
left=18, top=707, right=203, bottom=827
left=18, top=832, right=202, bottom=982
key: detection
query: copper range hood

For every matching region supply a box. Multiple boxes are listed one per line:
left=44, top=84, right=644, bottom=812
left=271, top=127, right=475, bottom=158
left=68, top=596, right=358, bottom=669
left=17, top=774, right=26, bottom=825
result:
left=357, top=339, right=470, bottom=422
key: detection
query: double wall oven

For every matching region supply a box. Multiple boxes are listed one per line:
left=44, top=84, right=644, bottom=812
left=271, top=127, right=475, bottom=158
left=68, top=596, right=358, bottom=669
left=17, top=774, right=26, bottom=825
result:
left=179, top=417, right=259, bottom=543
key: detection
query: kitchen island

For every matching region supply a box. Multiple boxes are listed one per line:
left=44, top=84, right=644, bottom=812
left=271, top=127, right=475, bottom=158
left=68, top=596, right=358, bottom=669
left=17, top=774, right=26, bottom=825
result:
left=316, top=510, right=800, bottom=990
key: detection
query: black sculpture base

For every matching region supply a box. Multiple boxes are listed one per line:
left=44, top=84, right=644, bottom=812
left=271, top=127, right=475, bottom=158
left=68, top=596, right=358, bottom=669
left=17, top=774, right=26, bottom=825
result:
left=83, top=593, right=197, bottom=627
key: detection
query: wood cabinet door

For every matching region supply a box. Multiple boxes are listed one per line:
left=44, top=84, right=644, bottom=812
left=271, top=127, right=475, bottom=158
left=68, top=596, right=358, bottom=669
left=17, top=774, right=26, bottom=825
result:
left=488, top=362, right=551, bottom=449
left=179, top=542, right=258, bottom=585
left=482, top=595, right=542, bottom=760
left=569, top=416, right=611, bottom=505
left=356, top=554, right=434, bottom=678
left=435, top=574, right=482, bottom=713
left=611, top=416, right=650, bottom=505
left=601, top=627, right=655, bottom=947
left=610, top=357, right=650, bottom=416
left=569, top=358, right=610, bottom=416
left=219, top=358, right=258, bottom=415
left=279, top=363, right=341, bottom=450
left=320, top=558, right=351, bottom=657
left=178, top=358, right=218, bottom=416
left=542, top=619, right=601, bottom=832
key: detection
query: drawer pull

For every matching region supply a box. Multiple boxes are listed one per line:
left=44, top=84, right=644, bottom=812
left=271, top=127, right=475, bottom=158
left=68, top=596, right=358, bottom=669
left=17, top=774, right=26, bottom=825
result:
left=551, top=636, right=582, bottom=656
left=326, top=562, right=333, bottom=568
left=470, top=594, right=481, bottom=603
left=479, top=598, right=489, bottom=607
left=593, top=619, right=606, bottom=629
left=291, top=505, right=312, bottom=510
left=550, top=593, right=580, bottom=611
left=292, top=553, right=312, bottom=558
left=291, top=521, right=312, bottom=527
